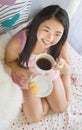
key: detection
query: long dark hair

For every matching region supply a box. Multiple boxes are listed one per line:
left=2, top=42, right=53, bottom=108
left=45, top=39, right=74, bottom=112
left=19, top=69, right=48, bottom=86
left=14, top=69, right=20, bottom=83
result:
left=19, top=5, right=69, bottom=67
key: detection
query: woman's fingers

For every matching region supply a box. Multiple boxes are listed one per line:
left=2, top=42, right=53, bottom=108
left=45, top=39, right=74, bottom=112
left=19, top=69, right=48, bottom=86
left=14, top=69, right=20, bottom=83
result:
left=12, top=69, right=40, bottom=89
left=55, top=57, right=65, bottom=70
left=12, top=71, right=29, bottom=89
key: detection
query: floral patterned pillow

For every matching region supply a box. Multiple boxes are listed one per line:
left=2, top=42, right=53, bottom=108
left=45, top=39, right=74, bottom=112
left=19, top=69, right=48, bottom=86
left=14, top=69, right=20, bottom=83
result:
left=0, top=0, right=32, bottom=34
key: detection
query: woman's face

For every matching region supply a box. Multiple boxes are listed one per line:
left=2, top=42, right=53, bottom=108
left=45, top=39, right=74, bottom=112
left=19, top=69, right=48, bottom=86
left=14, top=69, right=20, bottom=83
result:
left=36, top=18, right=64, bottom=50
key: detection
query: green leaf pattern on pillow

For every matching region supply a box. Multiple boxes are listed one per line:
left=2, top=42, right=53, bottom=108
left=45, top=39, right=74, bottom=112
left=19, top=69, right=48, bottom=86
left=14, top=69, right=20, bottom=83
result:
left=2, top=13, right=20, bottom=28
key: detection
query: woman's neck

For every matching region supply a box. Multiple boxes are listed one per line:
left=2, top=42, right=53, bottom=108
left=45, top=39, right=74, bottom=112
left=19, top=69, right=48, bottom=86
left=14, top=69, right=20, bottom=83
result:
left=32, top=41, right=47, bottom=55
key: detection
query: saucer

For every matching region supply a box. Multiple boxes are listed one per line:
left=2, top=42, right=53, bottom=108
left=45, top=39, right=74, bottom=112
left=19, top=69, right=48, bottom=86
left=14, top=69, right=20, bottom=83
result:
left=31, top=75, right=53, bottom=97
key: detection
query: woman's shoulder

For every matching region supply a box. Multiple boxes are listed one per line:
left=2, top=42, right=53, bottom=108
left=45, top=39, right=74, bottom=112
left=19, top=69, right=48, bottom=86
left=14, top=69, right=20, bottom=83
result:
left=6, top=29, right=28, bottom=55
left=11, top=29, right=27, bottom=51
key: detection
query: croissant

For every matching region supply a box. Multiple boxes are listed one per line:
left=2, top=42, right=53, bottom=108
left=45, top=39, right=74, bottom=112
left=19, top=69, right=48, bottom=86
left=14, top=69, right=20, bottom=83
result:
left=29, top=81, right=40, bottom=95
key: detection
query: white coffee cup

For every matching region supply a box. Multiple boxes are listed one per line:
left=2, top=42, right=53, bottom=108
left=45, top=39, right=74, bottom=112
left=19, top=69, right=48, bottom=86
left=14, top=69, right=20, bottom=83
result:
left=35, top=53, right=56, bottom=74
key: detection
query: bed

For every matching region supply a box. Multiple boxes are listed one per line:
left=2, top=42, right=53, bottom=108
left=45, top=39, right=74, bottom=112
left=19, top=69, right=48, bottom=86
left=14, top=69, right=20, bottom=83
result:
left=0, top=28, right=82, bottom=130
left=9, top=46, right=82, bottom=130
left=0, top=1, right=82, bottom=130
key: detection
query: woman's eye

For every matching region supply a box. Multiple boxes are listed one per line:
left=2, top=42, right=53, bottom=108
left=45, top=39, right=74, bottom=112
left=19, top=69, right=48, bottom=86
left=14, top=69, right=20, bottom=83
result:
left=56, top=34, right=60, bottom=36
left=55, top=34, right=61, bottom=37
left=43, top=29, right=49, bottom=32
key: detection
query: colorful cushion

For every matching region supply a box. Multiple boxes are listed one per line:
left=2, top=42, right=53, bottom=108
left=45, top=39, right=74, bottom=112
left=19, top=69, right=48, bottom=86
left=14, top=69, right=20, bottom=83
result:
left=0, top=0, right=32, bottom=34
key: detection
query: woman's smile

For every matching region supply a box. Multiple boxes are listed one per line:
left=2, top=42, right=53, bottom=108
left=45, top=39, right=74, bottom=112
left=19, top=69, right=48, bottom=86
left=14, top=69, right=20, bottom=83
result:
left=42, top=38, right=51, bottom=46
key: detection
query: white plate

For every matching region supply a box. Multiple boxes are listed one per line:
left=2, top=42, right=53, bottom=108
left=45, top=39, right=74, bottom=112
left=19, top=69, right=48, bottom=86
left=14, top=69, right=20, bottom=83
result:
left=31, top=75, right=53, bottom=97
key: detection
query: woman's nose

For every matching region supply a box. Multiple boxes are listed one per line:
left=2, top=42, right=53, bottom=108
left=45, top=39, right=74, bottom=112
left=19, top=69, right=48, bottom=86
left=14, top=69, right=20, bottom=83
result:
left=47, top=33, right=54, bottom=42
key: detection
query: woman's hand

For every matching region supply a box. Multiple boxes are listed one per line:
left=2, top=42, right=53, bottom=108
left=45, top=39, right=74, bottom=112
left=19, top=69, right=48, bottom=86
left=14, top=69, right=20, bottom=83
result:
left=55, top=57, right=65, bottom=70
left=12, top=69, right=38, bottom=89
left=55, top=57, right=70, bottom=75
left=12, top=71, right=29, bottom=89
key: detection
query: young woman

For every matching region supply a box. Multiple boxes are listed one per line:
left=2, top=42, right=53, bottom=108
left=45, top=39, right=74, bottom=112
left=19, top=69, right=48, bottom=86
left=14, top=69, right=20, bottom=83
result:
left=5, top=5, right=72, bottom=123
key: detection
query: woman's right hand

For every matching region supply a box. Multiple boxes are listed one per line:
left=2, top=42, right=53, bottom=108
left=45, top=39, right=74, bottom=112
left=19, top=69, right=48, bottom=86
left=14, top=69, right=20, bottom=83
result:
left=12, top=69, right=38, bottom=89
left=12, top=71, right=29, bottom=89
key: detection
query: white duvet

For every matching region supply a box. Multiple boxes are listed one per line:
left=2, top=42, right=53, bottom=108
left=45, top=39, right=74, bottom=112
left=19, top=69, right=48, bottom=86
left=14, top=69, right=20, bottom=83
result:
left=0, top=64, right=23, bottom=130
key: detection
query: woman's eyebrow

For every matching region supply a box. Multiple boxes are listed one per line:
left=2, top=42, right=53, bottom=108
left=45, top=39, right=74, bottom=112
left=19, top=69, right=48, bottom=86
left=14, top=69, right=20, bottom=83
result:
left=44, top=26, right=51, bottom=30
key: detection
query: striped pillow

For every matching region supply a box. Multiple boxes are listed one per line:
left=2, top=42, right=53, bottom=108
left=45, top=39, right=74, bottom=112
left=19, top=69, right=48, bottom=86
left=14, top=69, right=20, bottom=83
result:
left=0, top=0, right=32, bottom=34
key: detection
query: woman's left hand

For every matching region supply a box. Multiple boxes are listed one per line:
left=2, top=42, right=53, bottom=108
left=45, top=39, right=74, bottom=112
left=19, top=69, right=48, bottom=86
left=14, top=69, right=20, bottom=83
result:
left=55, top=57, right=70, bottom=75
left=55, top=57, right=65, bottom=70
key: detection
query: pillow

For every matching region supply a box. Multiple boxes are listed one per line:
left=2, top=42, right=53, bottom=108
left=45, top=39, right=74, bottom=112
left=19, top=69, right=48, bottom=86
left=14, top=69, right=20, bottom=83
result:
left=0, top=0, right=32, bottom=34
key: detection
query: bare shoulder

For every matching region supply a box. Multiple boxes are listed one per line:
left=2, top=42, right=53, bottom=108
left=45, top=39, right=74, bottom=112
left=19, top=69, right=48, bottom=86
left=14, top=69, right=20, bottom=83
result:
left=7, top=29, right=27, bottom=50
left=62, top=41, right=69, bottom=50
left=6, top=34, right=21, bottom=52
left=5, top=29, right=27, bottom=62
left=5, top=32, right=22, bottom=62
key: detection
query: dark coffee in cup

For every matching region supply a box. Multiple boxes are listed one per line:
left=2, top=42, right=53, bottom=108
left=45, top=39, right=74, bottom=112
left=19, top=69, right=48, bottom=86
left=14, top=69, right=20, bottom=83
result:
left=35, top=54, right=55, bottom=74
left=36, top=58, right=52, bottom=70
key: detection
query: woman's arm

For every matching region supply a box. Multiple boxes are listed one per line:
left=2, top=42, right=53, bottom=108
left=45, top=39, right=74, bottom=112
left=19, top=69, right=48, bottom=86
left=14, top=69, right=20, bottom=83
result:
left=5, top=30, right=27, bottom=75
left=46, top=56, right=72, bottom=113
left=55, top=57, right=72, bottom=111
left=60, top=41, right=72, bottom=103
left=60, top=41, right=70, bottom=64
left=5, top=31, right=30, bottom=89
left=60, top=40, right=76, bottom=81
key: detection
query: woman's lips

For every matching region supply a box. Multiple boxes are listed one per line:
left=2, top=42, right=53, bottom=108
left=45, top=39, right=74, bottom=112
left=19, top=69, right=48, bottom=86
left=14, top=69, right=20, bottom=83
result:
left=42, top=39, right=50, bottom=46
